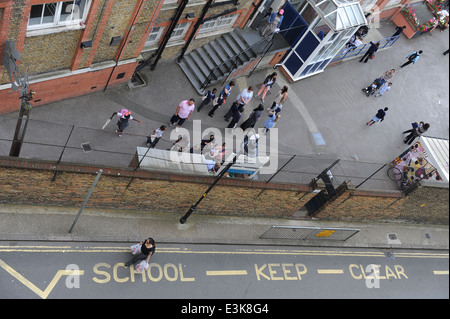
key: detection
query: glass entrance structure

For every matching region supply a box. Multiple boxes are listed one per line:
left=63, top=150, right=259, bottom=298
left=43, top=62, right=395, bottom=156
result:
left=279, top=0, right=366, bottom=81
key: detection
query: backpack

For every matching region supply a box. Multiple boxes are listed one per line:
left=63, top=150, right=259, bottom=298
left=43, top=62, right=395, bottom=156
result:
left=409, top=52, right=419, bottom=61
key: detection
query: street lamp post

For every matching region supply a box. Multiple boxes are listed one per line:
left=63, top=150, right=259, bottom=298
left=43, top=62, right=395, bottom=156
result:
left=180, top=155, right=237, bottom=224
left=2, top=40, right=34, bottom=157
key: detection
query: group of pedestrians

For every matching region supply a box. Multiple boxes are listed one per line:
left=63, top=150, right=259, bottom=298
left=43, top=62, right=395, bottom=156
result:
left=362, top=44, right=430, bottom=147
left=198, top=72, right=286, bottom=135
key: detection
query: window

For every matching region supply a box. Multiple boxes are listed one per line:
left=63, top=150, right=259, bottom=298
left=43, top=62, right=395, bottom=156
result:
left=199, top=14, right=238, bottom=34
left=28, top=0, right=91, bottom=30
left=146, top=26, right=165, bottom=45
left=170, top=22, right=190, bottom=40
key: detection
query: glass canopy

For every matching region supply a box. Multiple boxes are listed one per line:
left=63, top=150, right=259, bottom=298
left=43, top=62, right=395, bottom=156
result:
left=308, top=0, right=366, bottom=31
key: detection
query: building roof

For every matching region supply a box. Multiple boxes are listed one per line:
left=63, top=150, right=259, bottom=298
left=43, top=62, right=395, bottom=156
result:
left=309, top=0, right=366, bottom=31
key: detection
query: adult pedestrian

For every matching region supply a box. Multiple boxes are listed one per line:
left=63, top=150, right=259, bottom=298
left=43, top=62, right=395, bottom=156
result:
left=240, top=104, right=264, bottom=131
left=260, top=9, right=284, bottom=38
left=375, top=82, right=392, bottom=97
left=403, top=123, right=430, bottom=145
left=197, top=88, right=217, bottom=112
left=366, top=107, right=388, bottom=126
left=208, top=81, right=235, bottom=118
left=147, top=125, right=166, bottom=148
left=269, top=85, right=288, bottom=113
left=236, top=86, right=254, bottom=108
left=227, top=107, right=244, bottom=129
left=125, top=238, right=155, bottom=268
left=359, top=41, right=380, bottom=63
left=170, top=99, right=195, bottom=127
left=223, top=101, right=240, bottom=122
left=256, top=72, right=277, bottom=103
left=381, top=69, right=395, bottom=81
left=392, top=26, right=406, bottom=38
left=400, top=50, right=423, bottom=68
left=264, top=110, right=280, bottom=134
left=110, top=109, right=141, bottom=137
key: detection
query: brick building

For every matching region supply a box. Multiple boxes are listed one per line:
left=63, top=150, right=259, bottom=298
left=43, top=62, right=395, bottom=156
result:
left=0, top=0, right=259, bottom=114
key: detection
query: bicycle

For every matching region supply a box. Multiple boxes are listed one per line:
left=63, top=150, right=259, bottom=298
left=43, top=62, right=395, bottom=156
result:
left=387, top=165, right=417, bottom=192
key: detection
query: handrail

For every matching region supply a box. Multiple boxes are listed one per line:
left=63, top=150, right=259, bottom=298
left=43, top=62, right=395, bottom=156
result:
left=200, top=24, right=308, bottom=91
left=200, top=35, right=272, bottom=91
left=331, top=35, right=400, bottom=63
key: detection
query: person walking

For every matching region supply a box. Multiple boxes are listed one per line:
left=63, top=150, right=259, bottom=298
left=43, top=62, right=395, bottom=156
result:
left=264, top=110, right=280, bottom=134
left=208, top=81, right=235, bottom=118
left=227, top=107, right=244, bottom=129
left=170, top=99, right=195, bottom=127
left=147, top=125, right=166, bottom=148
left=256, top=72, right=277, bottom=103
left=260, top=9, right=284, bottom=38
left=236, top=86, right=254, bottom=108
left=375, top=82, right=392, bottom=97
left=197, top=88, right=217, bottom=112
left=391, top=26, right=406, bottom=38
left=125, top=238, right=156, bottom=268
left=110, top=109, right=141, bottom=137
left=240, top=104, right=264, bottom=131
left=403, top=123, right=430, bottom=145
left=269, top=85, right=288, bottom=113
left=359, top=41, right=380, bottom=63
left=223, top=101, right=240, bottom=122
left=381, top=69, right=395, bottom=81
left=400, top=50, right=423, bottom=68
left=366, top=107, right=388, bottom=126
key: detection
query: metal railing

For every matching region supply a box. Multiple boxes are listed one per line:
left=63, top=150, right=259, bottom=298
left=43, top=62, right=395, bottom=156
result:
left=260, top=226, right=360, bottom=241
left=331, top=35, right=401, bottom=63
left=200, top=36, right=274, bottom=91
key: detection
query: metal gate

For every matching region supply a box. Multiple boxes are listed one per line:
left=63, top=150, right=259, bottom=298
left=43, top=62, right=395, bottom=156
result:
left=260, top=226, right=360, bottom=241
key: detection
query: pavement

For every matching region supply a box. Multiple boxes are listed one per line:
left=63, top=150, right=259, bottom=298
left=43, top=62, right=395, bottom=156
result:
left=0, top=203, right=448, bottom=250
left=1, top=22, right=449, bottom=251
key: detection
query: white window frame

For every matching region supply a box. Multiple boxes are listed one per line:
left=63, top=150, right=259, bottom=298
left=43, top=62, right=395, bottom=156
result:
left=199, top=14, right=239, bottom=34
left=169, top=22, right=190, bottom=41
left=27, top=0, right=91, bottom=31
left=145, top=26, right=165, bottom=46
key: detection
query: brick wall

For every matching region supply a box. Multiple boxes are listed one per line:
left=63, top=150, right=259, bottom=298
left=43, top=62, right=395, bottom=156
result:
left=0, top=157, right=448, bottom=224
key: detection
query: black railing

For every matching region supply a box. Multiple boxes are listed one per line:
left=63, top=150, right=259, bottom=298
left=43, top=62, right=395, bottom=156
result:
left=199, top=35, right=274, bottom=92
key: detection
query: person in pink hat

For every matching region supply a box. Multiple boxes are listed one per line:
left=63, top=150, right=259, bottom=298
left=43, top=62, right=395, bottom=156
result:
left=261, top=9, right=284, bottom=37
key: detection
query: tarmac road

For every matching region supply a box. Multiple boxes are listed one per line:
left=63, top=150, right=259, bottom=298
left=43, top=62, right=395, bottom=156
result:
left=0, top=241, right=448, bottom=300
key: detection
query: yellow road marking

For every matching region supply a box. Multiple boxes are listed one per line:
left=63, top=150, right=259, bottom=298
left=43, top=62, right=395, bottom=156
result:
left=433, top=270, right=449, bottom=275
left=206, top=270, right=248, bottom=276
left=0, top=259, right=84, bottom=299
left=317, top=269, right=344, bottom=274
left=0, top=246, right=447, bottom=259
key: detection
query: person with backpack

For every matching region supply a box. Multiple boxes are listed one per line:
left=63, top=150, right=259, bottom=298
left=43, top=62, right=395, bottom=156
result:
left=110, top=109, right=141, bottom=137
left=400, top=50, right=423, bottom=68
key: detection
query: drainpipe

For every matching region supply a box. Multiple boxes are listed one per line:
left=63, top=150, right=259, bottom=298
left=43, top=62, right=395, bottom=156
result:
left=177, top=0, right=214, bottom=64
left=137, top=0, right=189, bottom=72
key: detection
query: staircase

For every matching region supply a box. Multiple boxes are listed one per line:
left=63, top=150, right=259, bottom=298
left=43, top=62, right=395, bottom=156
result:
left=178, top=29, right=265, bottom=95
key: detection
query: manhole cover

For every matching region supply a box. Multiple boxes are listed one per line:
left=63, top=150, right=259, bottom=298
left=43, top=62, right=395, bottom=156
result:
left=388, top=233, right=397, bottom=240
left=81, top=142, right=93, bottom=153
